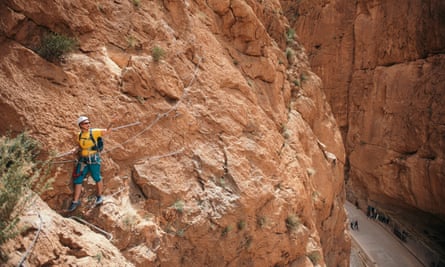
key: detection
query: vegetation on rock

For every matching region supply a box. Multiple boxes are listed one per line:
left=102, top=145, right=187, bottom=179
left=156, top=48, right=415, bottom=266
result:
left=0, top=133, right=51, bottom=248
left=37, top=33, right=77, bottom=62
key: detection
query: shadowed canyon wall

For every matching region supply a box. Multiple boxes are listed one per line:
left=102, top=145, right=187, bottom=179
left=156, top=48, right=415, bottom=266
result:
left=0, top=0, right=349, bottom=266
left=283, top=0, right=445, bottom=258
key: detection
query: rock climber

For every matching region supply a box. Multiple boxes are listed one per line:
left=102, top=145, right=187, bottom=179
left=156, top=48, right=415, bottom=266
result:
left=67, top=115, right=114, bottom=212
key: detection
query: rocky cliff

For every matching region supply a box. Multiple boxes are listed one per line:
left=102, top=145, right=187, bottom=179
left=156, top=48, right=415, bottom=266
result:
left=0, top=0, right=349, bottom=266
left=284, top=0, right=445, bottom=259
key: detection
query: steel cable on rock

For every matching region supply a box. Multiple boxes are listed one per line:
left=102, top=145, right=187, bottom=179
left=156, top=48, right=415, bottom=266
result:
left=17, top=213, right=43, bottom=267
left=53, top=56, right=202, bottom=162
left=105, top=56, right=202, bottom=153
left=19, top=56, right=203, bottom=262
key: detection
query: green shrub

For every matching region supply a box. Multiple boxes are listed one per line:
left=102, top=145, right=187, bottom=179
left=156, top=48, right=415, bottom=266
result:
left=285, top=214, right=301, bottom=232
left=152, top=46, right=165, bottom=62
left=37, top=33, right=77, bottom=62
left=132, top=0, right=141, bottom=7
left=237, top=220, right=246, bottom=230
left=173, top=200, right=184, bottom=213
left=94, top=252, right=103, bottom=263
left=122, top=213, right=138, bottom=230
left=176, top=228, right=185, bottom=237
left=285, top=47, right=294, bottom=62
left=221, top=225, right=232, bottom=237
left=127, top=35, right=140, bottom=49
left=286, top=28, right=295, bottom=43
left=308, top=251, right=321, bottom=265
left=0, top=133, right=52, bottom=246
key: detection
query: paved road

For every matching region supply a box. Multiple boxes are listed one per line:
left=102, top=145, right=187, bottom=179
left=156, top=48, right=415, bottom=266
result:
left=345, top=201, right=424, bottom=267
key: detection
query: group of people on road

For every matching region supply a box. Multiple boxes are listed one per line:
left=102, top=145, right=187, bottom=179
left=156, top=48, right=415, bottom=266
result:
left=367, top=205, right=391, bottom=224
left=350, top=219, right=359, bottom=231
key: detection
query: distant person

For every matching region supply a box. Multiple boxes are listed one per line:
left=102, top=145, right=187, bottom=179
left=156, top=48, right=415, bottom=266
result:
left=354, top=220, right=359, bottom=231
left=67, top=116, right=114, bottom=212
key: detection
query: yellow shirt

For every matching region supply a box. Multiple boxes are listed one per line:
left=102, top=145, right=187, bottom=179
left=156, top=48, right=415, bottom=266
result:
left=78, top=129, right=103, bottom=157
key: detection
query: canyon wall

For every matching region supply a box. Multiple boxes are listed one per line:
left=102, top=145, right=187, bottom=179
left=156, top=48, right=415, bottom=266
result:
left=0, top=0, right=349, bottom=266
left=284, top=0, right=445, bottom=218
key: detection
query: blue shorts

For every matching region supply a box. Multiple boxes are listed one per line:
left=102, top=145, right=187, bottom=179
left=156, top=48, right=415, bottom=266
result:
left=72, top=154, right=102, bottom=184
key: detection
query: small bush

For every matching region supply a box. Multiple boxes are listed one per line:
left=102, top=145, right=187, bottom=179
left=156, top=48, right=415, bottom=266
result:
left=0, top=133, right=52, bottom=246
left=256, top=216, right=267, bottom=228
left=285, top=47, right=294, bottom=63
left=280, top=123, right=290, bottom=139
left=132, top=0, right=141, bottom=7
left=97, top=4, right=105, bottom=13
left=94, top=252, right=103, bottom=263
left=286, top=28, right=295, bottom=43
left=152, top=46, right=165, bottom=62
left=243, top=236, right=253, bottom=249
left=122, top=213, right=137, bottom=230
left=127, top=35, right=140, bottom=49
left=285, top=214, right=301, bottom=232
left=237, top=220, right=246, bottom=230
left=173, top=200, right=184, bottom=213
left=37, top=33, right=77, bottom=62
left=308, top=251, right=321, bottom=265
left=176, top=228, right=185, bottom=237
left=221, top=225, right=232, bottom=237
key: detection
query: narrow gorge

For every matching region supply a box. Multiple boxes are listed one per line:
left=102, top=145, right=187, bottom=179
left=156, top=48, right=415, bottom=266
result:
left=285, top=0, right=445, bottom=265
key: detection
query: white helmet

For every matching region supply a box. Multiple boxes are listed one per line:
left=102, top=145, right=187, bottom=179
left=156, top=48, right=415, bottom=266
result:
left=77, top=116, right=89, bottom=126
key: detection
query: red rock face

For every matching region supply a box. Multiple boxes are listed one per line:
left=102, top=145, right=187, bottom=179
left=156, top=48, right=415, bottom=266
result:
left=285, top=0, right=445, bottom=218
left=0, top=0, right=349, bottom=266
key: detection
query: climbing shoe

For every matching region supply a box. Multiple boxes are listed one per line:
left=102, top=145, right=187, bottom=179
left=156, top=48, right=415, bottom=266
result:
left=95, top=195, right=103, bottom=205
left=68, top=201, right=81, bottom=212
